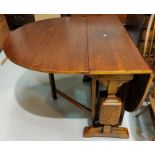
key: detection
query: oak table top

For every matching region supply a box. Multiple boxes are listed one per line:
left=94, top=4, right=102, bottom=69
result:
left=3, top=15, right=153, bottom=139
left=4, top=16, right=152, bottom=75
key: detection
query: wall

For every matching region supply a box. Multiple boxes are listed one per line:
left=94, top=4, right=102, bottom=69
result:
left=34, top=14, right=61, bottom=21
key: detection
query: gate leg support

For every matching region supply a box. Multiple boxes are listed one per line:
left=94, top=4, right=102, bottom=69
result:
left=49, top=73, right=57, bottom=100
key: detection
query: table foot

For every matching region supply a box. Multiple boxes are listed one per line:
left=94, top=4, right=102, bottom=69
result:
left=83, top=125, right=129, bottom=139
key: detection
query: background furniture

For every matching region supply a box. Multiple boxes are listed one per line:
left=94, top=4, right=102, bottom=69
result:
left=136, top=15, right=155, bottom=131
left=125, top=14, right=147, bottom=46
left=0, top=15, right=9, bottom=51
left=5, top=14, right=35, bottom=30
left=5, top=14, right=61, bottom=30
left=0, top=15, right=9, bottom=65
left=1, top=14, right=35, bottom=65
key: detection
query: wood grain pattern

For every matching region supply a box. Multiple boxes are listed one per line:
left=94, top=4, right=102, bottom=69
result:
left=87, top=16, right=151, bottom=74
left=4, top=17, right=88, bottom=73
left=99, top=97, right=122, bottom=125
left=95, top=74, right=133, bottom=125
left=4, top=16, right=151, bottom=74
left=83, top=126, right=129, bottom=138
left=70, top=14, right=127, bottom=24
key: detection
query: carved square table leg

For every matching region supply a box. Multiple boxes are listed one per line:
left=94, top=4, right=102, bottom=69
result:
left=84, top=75, right=133, bottom=138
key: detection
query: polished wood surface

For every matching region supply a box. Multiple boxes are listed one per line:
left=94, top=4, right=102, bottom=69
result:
left=87, top=16, right=151, bottom=74
left=69, top=14, right=127, bottom=24
left=4, top=17, right=88, bottom=73
left=4, top=16, right=151, bottom=74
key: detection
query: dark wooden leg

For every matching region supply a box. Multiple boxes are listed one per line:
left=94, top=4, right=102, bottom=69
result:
left=91, top=78, right=97, bottom=120
left=48, top=74, right=91, bottom=112
left=49, top=73, right=57, bottom=100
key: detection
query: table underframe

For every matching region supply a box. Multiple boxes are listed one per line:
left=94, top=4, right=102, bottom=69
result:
left=48, top=73, right=138, bottom=139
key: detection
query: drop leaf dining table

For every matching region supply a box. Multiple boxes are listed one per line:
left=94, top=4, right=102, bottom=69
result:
left=4, top=15, right=153, bottom=139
